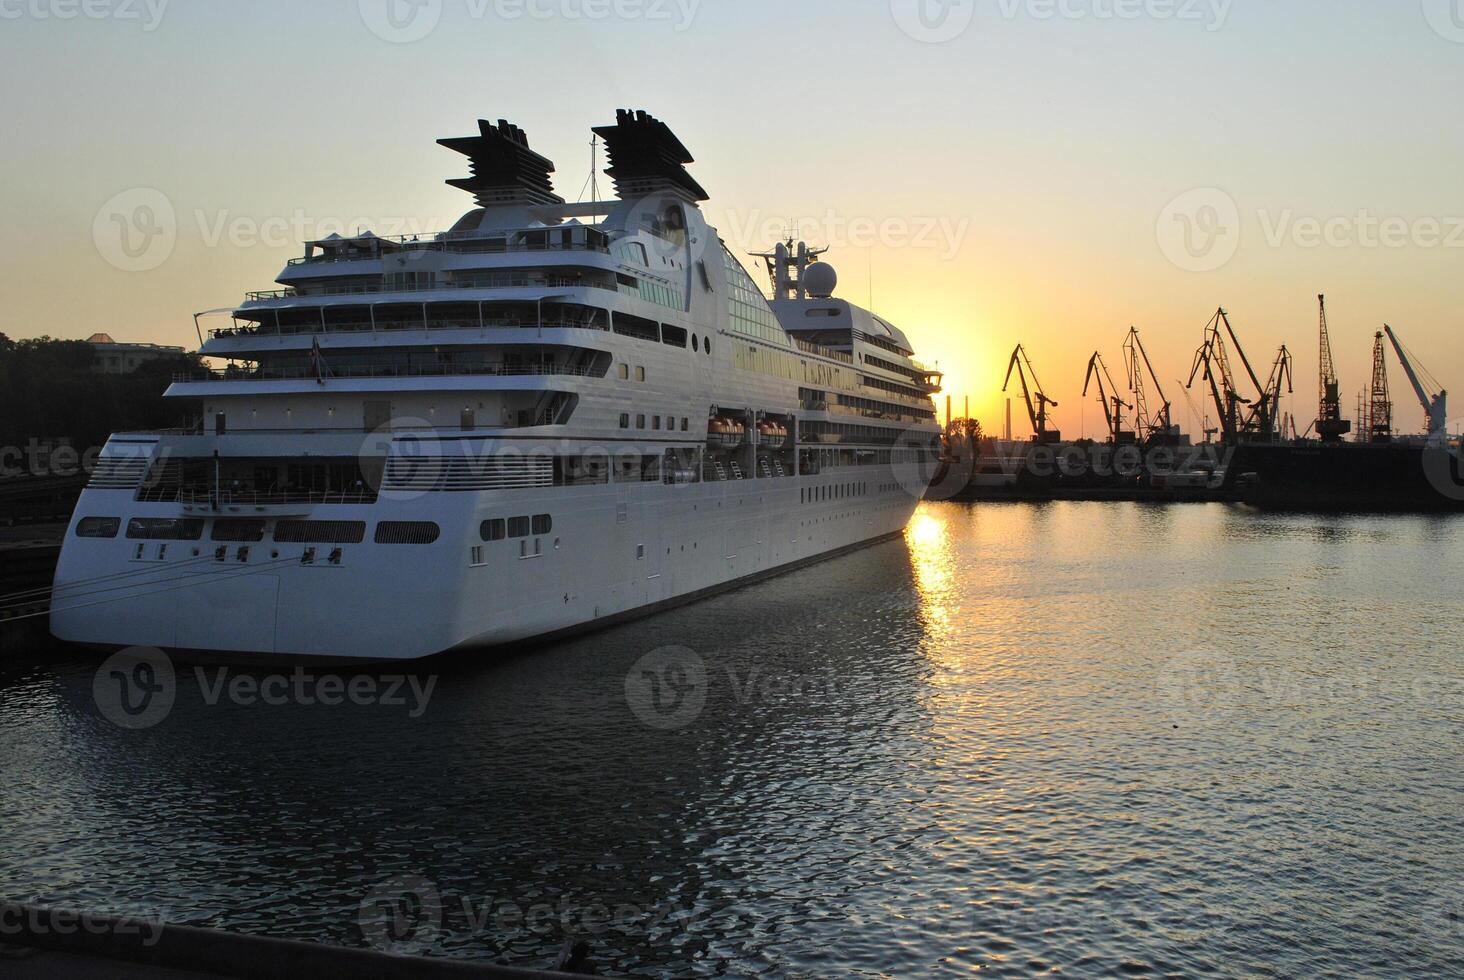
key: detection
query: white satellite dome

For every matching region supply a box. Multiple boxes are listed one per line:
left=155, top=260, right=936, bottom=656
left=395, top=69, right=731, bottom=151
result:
left=803, top=261, right=837, bottom=298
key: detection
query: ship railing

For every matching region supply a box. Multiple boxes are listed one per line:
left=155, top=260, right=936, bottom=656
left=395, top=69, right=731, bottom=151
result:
left=286, top=237, right=611, bottom=266
left=173, top=363, right=601, bottom=383
left=160, top=488, right=380, bottom=506
left=244, top=275, right=617, bottom=303
left=208, top=318, right=608, bottom=340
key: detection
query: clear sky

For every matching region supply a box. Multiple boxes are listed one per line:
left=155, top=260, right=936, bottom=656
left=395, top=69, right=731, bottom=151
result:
left=2, top=0, right=1461, bottom=437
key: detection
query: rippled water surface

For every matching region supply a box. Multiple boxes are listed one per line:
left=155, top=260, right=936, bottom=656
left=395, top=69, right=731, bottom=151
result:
left=3, top=501, right=1463, bottom=976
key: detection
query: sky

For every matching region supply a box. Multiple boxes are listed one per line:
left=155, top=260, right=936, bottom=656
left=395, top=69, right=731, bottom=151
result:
left=2, top=0, right=1461, bottom=438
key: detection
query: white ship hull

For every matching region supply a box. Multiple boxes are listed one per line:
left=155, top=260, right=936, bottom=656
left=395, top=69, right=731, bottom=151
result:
left=52, top=474, right=921, bottom=661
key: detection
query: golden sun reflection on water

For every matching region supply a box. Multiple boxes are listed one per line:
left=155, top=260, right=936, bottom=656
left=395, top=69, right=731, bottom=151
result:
left=905, top=506, right=957, bottom=638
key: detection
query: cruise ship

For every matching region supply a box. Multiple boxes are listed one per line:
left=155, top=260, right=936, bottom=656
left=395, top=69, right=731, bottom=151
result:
left=51, top=111, right=944, bottom=660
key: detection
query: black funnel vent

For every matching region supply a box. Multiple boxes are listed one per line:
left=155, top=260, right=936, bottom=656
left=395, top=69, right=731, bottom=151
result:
left=439, top=119, right=563, bottom=207
left=591, top=109, right=708, bottom=202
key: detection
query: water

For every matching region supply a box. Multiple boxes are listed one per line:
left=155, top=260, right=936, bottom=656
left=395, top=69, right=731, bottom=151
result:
left=3, top=501, right=1463, bottom=977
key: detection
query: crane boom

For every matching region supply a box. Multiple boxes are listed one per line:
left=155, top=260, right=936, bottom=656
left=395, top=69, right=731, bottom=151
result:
left=1084, top=352, right=1133, bottom=444
left=1003, top=345, right=1061, bottom=443
left=1383, top=324, right=1448, bottom=438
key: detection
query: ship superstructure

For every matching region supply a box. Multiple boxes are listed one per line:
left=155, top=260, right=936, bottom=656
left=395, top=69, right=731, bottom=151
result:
left=51, top=110, right=943, bottom=660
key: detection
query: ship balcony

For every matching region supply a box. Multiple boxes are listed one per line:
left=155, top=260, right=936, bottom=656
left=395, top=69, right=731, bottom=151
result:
left=207, top=316, right=608, bottom=343
left=242, top=273, right=618, bottom=305
left=173, top=361, right=606, bottom=384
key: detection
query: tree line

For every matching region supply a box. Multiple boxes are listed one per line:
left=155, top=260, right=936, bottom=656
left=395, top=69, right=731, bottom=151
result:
left=0, top=333, right=201, bottom=454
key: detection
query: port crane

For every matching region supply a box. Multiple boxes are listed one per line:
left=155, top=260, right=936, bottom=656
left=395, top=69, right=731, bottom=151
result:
left=1083, top=352, right=1135, bottom=444
left=1187, top=308, right=1292, bottom=442
left=1003, top=345, right=1061, bottom=443
left=1383, top=325, right=1448, bottom=440
left=1364, top=331, right=1393, bottom=443
left=1315, top=295, right=1351, bottom=442
left=1187, top=308, right=1251, bottom=441
left=1123, top=327, right=1176, bottom=443
left=1252, top=345, right=1295, bottom=441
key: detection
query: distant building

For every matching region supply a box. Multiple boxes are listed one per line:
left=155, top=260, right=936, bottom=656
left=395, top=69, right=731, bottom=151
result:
left=87, top=333, right=186, bottom=374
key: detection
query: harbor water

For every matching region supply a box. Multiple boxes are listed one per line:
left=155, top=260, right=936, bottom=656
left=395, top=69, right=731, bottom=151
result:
left=2, top=501, right=1462, bottom=976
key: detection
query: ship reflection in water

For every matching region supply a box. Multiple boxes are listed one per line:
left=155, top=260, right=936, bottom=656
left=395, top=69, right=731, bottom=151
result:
left=2, top=501, right=1463, bottom=976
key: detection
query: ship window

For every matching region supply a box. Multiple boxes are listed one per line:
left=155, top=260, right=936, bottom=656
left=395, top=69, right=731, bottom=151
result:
left=273, top=521, right=366, bottom=544
left=508, top=516, right=531, bottom=538
left=692, top=334, right=699, bottom=352
left=636, top=414, right=646, bottom=429
left=481, top=519, right=506, bottom=541
left=127, top=518, right=204, bottom=541
left=618, top=363, right=629, bottom=380
left=635, top=366, right=646, bottom=382
left=661, top=324, right=687, bottom=348
left=76, top=517, right=120, bottom=538
left=532, top=514, right=552, bottom=535
left=681, top=418, right=689, bottom=431
left=705, top=339, right=712, bottom=356
left=375, top=521, right=441, bottom=545
left=653, top=416, right=661, bottom=431
left=619, top=413, right=630, bottom=429
left=212, top=519, right=266, bottom=542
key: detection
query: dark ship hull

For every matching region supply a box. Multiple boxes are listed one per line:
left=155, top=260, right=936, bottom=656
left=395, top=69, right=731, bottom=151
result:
left=1233, top=441, right=1464, bottom=512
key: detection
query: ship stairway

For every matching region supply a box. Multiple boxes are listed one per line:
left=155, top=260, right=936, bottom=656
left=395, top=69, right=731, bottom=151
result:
left=712, top=462, right=727, bottom=481
left=757, top=459, right=773, bottom=479
left=730, top=462, right=745, bottom=480
left=773, top=459, right=786, bottom=478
